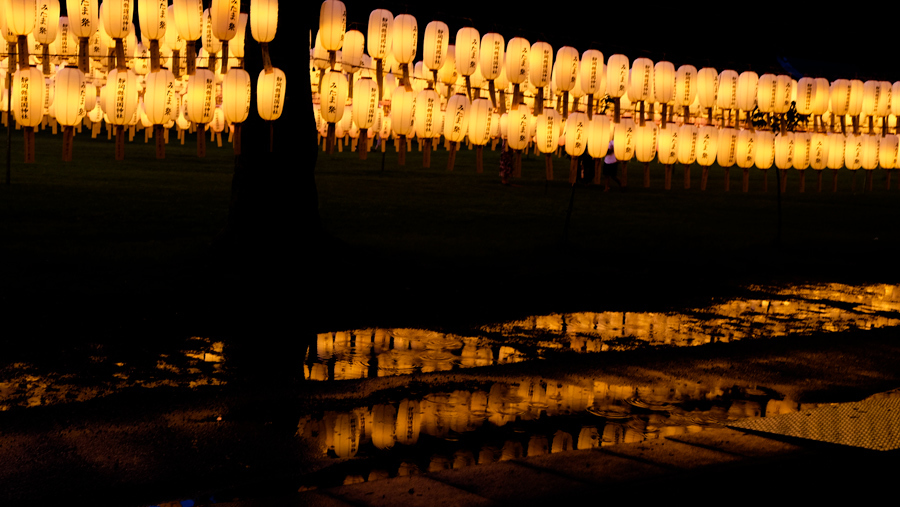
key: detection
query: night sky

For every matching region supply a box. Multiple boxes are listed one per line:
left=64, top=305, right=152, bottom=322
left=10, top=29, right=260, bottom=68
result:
left=334, top=1, right=899, bottom=83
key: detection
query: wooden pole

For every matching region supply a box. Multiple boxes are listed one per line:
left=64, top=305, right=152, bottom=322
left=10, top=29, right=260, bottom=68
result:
left=447, top=141, right=457, bottom=171
left=798, top=169, right=805, bottom=193
left=568, top=156, right=577, bottom=184
left=665, top=165, right=672, bottom=190
left=643, top=162, right=650, bottom=187
left=683, top=164, right=690, bottom=189
left=545, top=153, right=553, bottom=180
left=742, top=168, right=749, bottom=193
left=476, top=145, right=483, bottom=173
left=700, top=166, right=709, bottom=190
left=724, top=167, right=730, bottom=191
left=832, top=169, right=839, bottom=192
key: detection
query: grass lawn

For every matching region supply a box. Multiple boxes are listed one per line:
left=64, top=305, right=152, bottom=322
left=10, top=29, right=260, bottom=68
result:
left=1, top=128, right=898, bottom=336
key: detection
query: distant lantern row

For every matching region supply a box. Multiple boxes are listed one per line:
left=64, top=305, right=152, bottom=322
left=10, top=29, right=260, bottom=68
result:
left=0, top=0, right=283, bottom=162
left=312, top=0, right=900, bottom=181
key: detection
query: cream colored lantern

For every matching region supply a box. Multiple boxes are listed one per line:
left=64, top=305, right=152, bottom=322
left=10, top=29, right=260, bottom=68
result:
left=351, top=77, right=378, bottom=159
left=677, top=123, right=698, bottom=165
left=606, top=53, right=628, bottom=122
left=587, top=113, right=611, bottom=159
left=633, top=123, right=658, bottom=163
left=657, top=126, right=679, bottom=166
left=455, top=27, right=479, bottom=100
left=528, top=41, right=551, bottom=112
left=507, top=105, right=530, bottom=151
left=173, top=0, right=203, bottom=74
left=256, top=66, right=286, bottom=121
left=696, top=67, right=717, bottom=116
left=423, top=20, right=449, bottom=80
left=674, top=64, right=697, bottom=124
left=535, top=108, right=561, bottom=154
left=613, top=117, right=635, bottom=161
left=580, top=49, right=604, bottom=117
left=654, top=61, right=675, bottom=127
left=390, top=13, right=417, bottom=90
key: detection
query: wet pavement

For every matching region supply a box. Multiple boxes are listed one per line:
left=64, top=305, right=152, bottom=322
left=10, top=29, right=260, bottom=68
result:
left=3, top=282, right=900, bottom=506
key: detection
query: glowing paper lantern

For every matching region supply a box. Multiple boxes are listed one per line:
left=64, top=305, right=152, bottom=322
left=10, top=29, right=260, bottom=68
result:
left=717, top=128, right=738, bottom=167
left=506, top=105, right=530, bottom=151
left=99, top=0, right=132, bottom=40
left=826, top=133, right=846, bottom=170
left=564, top=111, right=588, bottom=156
left=844, top=134, right=863, bottom=170
left=423, top=20, right=449, bottom=76
left=467, top=98, right=492, bottom=146
left=256, top=66, right=286, bottom=122
left=580, top=49, right=604, bottom=115
left=366, top=9, right=392, bottom=59
left=774, top=133, right=794, bottom=171
left=810, top=133, right=829, bottom=170
left=606, top=54, right=629, bottom=99
left=65, top=0, right=95, bottom=38
left=505, top=37, right=530, bottom=86
left=793, top=132, right=811, bottom=170
left=613, top=118, right=635, bottom=161
left=717, top=70, right=738, bottom=112
left=587, top=114, right=611, bottom=159
left=173, top=0, right=203, bottom=41
left=696, top=67, right=718, bottom=112
left=535, top=109, right=561, bottom=154
left=677, top=123, right=698, bottom=165
left=318, top=0, right=345, bottom=53
left=34, top=0, right=58, bottom=71
left=657, top=126, right=679, bottom=165
left=633, top=123, right=658, bottom=163
left=444, top=93, right=469, bottom=143
left=138, top=0, right=167, bottom=41
left=757, top=74, right=777, bottom=114
left=755, top=131, right=775, bottom=169
left=144, top=69, right=176, bottom=125
left=183, top=67, right=214, bottom=123
left=736, top=71, right=758, bottom=113
left=859, top=135, right=879, bottom=170
left=795, top=77, right=818, bottom=116
left=735, top=130, right=756, bottom=169
left=479, top=32, right=504, bottom=81
left=341, top=29, right=364, bottom=73
left=880, top=135, right=899, bottom=169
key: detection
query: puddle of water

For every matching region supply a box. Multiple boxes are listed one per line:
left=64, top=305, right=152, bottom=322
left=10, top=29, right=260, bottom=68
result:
left=2, top=283, right=898, bottom=410
left=294, top=374, right=797, bottom=488
left=305, top=282, right=900, bottom=381
left=0, top=337, right=226, bottom=410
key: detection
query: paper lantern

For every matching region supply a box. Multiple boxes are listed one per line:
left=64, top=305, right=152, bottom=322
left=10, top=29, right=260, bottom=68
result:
left=735, top=130, right=756, bottom=169
left=104, top=68, right=138, bottom=125
left=859, top=135, right=879, bottom=170
left=144, top=69, right=175, bottom=125
left=318, top=0, right=345, bottom=52
left=413, top=89, right=439, bottom=138
left=138, top=0, right=167, bottom=41
left=564, top=111, right=588, bottom=157
left=52, top=16, right=76, bottom=63
left=202, top=8, right=222, bottom=55
left=390, top=86, right=415, bottom=136
left=172, top=0, right=203, bottom=41
left=209, top=0, right=239, bottom=43
left=826, top=133, right=846, bottom=170
left=586, top=114, right=611, bottom=158
left=654, top=61, right=675, bottom=104
left=809, top=133, right=829, bottom=170
left=505, top=37, right=529, bottom=85
left=423, top=20, right=449, bottom=72
left=717, top=70, right=738, bottom=111
left=657, top=126, right=679, bottom=165
left=554, top=46, right=579, bottom=93
left=507, top=105, right=530, bottom=150
left=34, top=0, right=58, bottom=45
left=320, top=70, right=348, bottom=123
left=795, top=77, right=818, bottom=116
left=736, top=71, right=758, bottom=112
left=773, top=75, right=793, bottom=114
left=164, top=4, right=185, bottom=50
left=774, top=133, right=794, bottom=170
left=444, top=93, right=469, bottom=142
left=181, top=67, right=214, bottom=123
left=479, top=32, right=503, bottom=80
left=257, top=67, right=285, bottom=121
left=757, top=74, right=777, bottom=114
left=613, top=118, right=635, bottom=161
left=436, top=47, right=458, bottom=86
left=696, top=67, right=718, bottom=110
left=454, top=27, right=479, bottom=78
left=695, top=126, right=718, bottom=166
left=754, top=131, right=775, bottom=169
left=674, top=65, right=697, bottom=108
left=352, top=77, right=378, bottom=129
left=53, top=67, right=85, bottom=126
left=792, top=132, right=812, bottom=170
left=99, top=0, right=132, bottom=39
left=467, top=97, right=492, bottom=145
left=390, top=13, right=417, bottom=65
left=4, top=0, right=36, bottom=36
left=879, top=135, right=899, bottom=169
left=341, top=29, right=364, bottom=72
left=367, top=9, right=392, bottom=59
left=627, top=58, right=654, bottom=103
left=604, top=54, right=628, bottom=99
left=65, top=0, right=96, bottom=39
left=717, top=128, right=738, bottom=167
left=535, top=109, right=561, bottom=154
left=676, top=124, right=698, bottom=165
left=634, top=123, right=658, bottom=163
left=810, top=78, right=830, bottom=116
left=844, top=134, right=863, bottom=170
left=528, top=41, right=552, bottom=89
left=580, top=49, right=604, bottom=96
left=891, top=82, right=900, bottom=117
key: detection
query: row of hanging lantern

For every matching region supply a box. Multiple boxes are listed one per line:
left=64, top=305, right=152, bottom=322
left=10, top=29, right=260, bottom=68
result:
left=313, top=1, right=900, bottom=191
left=0, top=0, right=284, bottom=163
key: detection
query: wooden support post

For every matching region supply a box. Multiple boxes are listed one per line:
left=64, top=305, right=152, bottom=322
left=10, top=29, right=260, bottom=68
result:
left=683, top=164, right=690, bottom=189
left=665, top=165, right=672, bottom=190
left=643, top=162, right=650, bottom=187
left=742, top=168, right=749, bottom=193
left=700, top=166, right=709, bottom=190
